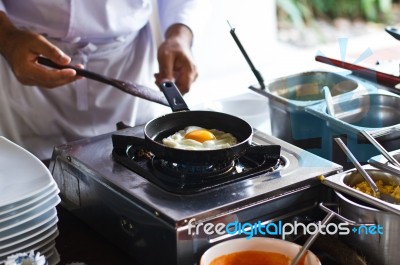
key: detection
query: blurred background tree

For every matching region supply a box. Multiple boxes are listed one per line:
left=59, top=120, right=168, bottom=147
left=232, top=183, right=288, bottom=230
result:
left=277, top=0, right=399, bottom=46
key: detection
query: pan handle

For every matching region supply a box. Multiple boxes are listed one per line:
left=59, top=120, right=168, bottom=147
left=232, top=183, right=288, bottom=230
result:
left=159, top=81, right=190, bottom=112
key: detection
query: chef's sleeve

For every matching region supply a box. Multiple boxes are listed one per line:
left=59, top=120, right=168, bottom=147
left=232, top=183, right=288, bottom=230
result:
left=157, top=0, right=210, bottom=46
left=0, top=1, right=6, bottom=12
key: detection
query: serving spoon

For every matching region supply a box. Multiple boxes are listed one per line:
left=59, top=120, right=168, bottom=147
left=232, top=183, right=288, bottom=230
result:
left=290, top=211, right=335, bottom=265
left=360, top=130, right=400, bottom=169
left=334, top=138, right=398, bottom=204
left=322, top=86, right=335, bottom=117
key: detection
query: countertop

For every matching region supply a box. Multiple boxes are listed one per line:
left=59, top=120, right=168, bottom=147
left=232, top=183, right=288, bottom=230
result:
left=54, top=204, right=365, bottom=265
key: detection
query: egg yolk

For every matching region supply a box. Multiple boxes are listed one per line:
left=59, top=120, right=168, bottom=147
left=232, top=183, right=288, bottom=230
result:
left=185, top=129, right=216, bottom=143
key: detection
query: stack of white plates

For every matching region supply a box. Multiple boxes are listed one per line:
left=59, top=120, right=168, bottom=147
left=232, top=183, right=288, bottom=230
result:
left=0, top=137, right=61, bottom=264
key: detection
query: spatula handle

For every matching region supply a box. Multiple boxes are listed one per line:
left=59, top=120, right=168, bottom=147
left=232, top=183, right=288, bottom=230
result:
left=37, top=56, right=116, bottom=87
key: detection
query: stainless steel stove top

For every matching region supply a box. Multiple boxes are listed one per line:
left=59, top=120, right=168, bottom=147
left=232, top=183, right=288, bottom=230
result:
left=50, top=127, right=341, bottom=223
left=49, top=126, right=342, bottom=265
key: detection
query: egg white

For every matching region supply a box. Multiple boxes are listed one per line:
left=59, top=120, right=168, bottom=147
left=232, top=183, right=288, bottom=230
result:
left=162, top=126, right=237, bottom=150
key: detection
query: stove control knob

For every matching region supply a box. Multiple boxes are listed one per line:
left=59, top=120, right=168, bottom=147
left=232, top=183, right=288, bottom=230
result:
left=120, top=216, right=137, bottom=237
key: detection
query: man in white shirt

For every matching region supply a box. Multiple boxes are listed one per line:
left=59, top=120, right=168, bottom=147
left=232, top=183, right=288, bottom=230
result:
left=0, top=0, right=207, bottom=160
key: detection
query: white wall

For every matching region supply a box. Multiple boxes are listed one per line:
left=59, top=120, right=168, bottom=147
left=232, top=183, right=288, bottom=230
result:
left=195, top=0, right=277, bottom=76
left=186, top=0, right=278, bottom=105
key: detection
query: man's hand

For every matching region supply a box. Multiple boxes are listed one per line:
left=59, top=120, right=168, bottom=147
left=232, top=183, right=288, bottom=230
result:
left=0, top=11, right=80, bottom=88
left=155, top=23, right=198, bottom=95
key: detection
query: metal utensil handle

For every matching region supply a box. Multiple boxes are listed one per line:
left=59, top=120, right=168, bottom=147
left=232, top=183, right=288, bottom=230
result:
left=290, top=211, right=335, bottom=265
left=334, top=138, right=380, bottom=195
left=323, top=86, right=335, bottom=117
left=159, top=81, right=189, bottom=112
left=228, top=21, right=265, bottom=90
left=361, top=130, right=400, bottom=168
left=319, top=202, right=375, bottom=226
left=385, top=26, right=400, bottom=41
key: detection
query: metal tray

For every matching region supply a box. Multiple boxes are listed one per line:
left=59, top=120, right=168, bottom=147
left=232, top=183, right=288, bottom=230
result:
left=321, top=165, right=400, bottom=216
left=249, top=70, right=361, bottom=110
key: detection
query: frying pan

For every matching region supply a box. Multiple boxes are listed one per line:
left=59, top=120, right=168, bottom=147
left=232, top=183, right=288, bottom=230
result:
left=145, top=81, right=279, bottom=164
left=38, top=55, right=279, bottom=163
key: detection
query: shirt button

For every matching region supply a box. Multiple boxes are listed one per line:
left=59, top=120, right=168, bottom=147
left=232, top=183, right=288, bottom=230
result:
left=115, top=35, right=127, bottom=42
left=71, top=37, right=81, bottom=43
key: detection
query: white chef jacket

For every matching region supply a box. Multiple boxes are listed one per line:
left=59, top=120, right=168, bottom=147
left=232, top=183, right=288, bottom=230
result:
left=0, top=0, right=207, bottom=160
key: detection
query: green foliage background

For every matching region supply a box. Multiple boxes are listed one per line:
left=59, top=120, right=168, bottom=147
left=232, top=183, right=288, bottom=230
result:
left=277, top=0, right=395, bottom=28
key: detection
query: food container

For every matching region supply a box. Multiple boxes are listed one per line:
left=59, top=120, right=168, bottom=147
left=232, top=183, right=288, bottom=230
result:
left=200, top=237, right=320, bottom=265
left=306, top=90, right=400, bottom=167
left=249, top=71, right=361, bottom=158
left=322, top=166, right=400, bottom=215
left=321, top=167, right=400, bottom=265
left=334, top=191, right=400, bottom=265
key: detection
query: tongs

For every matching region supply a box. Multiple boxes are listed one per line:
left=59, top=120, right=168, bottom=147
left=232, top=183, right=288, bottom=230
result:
left=335, top=138, right=399, bottom=204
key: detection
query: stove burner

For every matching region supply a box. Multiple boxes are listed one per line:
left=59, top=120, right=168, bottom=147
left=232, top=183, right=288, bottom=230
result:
left=153, top=158, right=235, bottom=178
left=111, top=134, right=283, bottom=194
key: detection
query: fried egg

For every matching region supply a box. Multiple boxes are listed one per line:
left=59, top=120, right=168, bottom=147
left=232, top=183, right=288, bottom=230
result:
left=162, top=126, right=237, bottom=150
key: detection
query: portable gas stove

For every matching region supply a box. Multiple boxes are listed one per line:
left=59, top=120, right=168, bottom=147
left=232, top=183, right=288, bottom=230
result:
left=49, top=126, right=342, bottom=265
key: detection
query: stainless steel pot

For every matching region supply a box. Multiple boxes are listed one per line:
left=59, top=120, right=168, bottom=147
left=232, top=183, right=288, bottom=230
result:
left=333, top=190, right=399, bottom=265
left=322, top=168, right=400, bottom=265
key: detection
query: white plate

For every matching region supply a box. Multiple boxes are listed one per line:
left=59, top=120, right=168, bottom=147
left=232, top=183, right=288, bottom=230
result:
left=0, top=186, right=59, bottom=223
left=0, top=195, right=60, bottom=233
left=0, top=228, right=59, bottom=261
left=0, top=207, right=57, bottom=241
left=0, top=137, right=54, bottom=208
left=40, top=242, right=55, bottom=258
left=46, top=247, right=60, bottom=265
left=0, top=181, right=58, bottom=216
left=0, top=215, right=58, bottom=249
left=0, top=224, right=58, bottom=256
